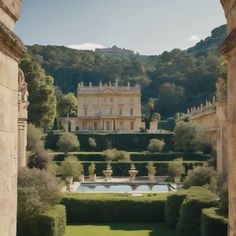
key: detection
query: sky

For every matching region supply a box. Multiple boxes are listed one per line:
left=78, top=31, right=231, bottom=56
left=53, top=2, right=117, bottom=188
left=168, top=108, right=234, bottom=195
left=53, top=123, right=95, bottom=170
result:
left=16, top=0, right=226, bottom=55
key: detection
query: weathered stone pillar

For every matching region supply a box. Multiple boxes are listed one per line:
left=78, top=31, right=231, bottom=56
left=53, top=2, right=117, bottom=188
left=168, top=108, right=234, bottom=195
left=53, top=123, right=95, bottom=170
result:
left=216, top=79, right=228, bottom=175
left=220, top=1, right=236, bottom=235
left=0, top=1, right=26, bottom=235
left=18, top=69, right=28, bottom=168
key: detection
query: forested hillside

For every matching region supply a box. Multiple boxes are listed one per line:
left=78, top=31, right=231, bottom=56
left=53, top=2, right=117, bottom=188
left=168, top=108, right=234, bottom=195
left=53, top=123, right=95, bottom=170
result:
left=27, top=24, right=226, bottom=119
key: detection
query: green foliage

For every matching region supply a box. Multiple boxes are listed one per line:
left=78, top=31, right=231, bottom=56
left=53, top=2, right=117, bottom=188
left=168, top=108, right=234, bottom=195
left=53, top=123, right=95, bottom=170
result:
left=57, top=92, right=77, bottom=117
left=46, top=132, right=174, bottom=152
left=168, top=158, right=185, bottom=177
left=103, top=149, right=130, bottom=162
left=28, top=145, right=50, bottom=170
left=88, top=137, right=97, bottom=150
left=27, top=123, right=45, bottom=151
left=217, top=56, right=227, bottom=82
left=56, top=133, right=80, bottom=152
left=174, top=121, right=203, bottom=152
left=20, top=56, right=57, bottom=129
left=187, top=25, right=226, bottom=57
left=147, top=139, right=165, bottom=152
left=151, top=112, right=161, bottom=121
left=88, top=162, right=96, bottom=175
left=183, top=165, right=217, bottom=190
left=156, top=83, right=187, bottom=118
left=17, top=168, right=61, bottom=235
left=28, top=25, right=226, bottom=119
left=145, top=162, right=157, bottom=175
left=62, top=193, right=167, bottom=223
left=218, top=182, right=228, bottom=214
left=48, top=162, right=61, bottom=176
left=18, top=205, right=66, bottom=236
left=201, top=208, right=228, bottom=236
left=60, top=156, right=83, bottom=178
left=165, top=191, right=188, bottom=228
left=176, top=188, right=218, bottom=236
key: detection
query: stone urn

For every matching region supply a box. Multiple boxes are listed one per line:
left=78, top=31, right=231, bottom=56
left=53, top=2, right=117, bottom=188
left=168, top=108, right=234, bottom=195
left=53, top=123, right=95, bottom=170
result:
left=78, top=174, right=85, bottom=183
left=103, top=163, right=113, bottom=181
left=148, top=173, right=155, bottom=182
left=90, top=174, right=96, bottom=182
left=174, top=176, right=181, bottom=185
left=128, top=164, right=138, bottom=182
left=66, top=176, right=73, bottom=185
left=65, top=176, right=73, bottom=190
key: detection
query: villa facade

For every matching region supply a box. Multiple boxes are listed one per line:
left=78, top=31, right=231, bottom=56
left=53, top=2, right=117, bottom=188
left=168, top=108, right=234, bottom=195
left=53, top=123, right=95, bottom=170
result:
left=61, top=81, right=143, bottom=132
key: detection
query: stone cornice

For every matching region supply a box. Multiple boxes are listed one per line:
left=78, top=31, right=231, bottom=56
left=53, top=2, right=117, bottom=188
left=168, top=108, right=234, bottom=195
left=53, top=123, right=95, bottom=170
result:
left=0, top=0, right=21, bottom=21
left=219, top=27, right=236, bottom=57
left=0, top=21, right=26, bottom=61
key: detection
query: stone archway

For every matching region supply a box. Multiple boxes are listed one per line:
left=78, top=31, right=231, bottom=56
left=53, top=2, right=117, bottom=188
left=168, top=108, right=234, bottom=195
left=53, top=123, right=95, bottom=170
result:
left=0, top=1, right=235, bottom=236
left=220, top=1, right=236, bottom=236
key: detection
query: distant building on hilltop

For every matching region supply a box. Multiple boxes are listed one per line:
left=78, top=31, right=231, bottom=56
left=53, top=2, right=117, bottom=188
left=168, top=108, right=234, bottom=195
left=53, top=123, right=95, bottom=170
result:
left=95, top=45, right=139, bottom=57
left=61, top=80, right=143, bottom=132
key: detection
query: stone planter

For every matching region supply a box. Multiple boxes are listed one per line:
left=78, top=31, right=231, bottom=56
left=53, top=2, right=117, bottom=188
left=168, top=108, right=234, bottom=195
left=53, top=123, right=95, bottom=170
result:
left=129, top=169, right=138, bottom=182
left=66, top=176, right=73, bottom=185
left=89, top=174, right=96, bottom=182
left=65, top=176, right=73, bottom=191
left=148, top=173, right=155, bottom=182
left=78, top=174, right=84, bottom=183
left=174, top=176, right=181, bottom=185
left=103, top=169, right=113, bottom=181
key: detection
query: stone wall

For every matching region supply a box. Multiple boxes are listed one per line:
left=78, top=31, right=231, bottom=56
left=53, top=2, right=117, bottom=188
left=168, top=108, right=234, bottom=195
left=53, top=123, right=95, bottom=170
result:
left=220, top=1, right=236, bottom=235
left=0, top=1, right=26, bottom=235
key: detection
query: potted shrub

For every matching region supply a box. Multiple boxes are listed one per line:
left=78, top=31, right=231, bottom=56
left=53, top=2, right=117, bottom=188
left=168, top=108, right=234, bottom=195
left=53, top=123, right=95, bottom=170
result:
left=146, top=162, right=157, bottom=181
left=88, top=162, right=96, bottom=182
left=168, top=158, right=185, bottom=184
left=60, top=156, right=83, bottom=187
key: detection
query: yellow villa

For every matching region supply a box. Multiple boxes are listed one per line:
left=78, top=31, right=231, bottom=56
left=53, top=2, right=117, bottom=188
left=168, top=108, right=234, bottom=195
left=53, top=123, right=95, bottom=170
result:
left=61, top=80, right=143, bottom=132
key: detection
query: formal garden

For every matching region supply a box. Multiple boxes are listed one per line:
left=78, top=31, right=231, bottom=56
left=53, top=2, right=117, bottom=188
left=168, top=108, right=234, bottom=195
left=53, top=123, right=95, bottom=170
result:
left=17, top=121, right=228, bottom=236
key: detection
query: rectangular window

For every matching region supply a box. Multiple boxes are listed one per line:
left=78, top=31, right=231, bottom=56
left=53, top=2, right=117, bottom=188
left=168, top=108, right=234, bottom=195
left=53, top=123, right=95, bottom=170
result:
left=83, top=98, right=88, bottom=104
left=130, top=108, right=134, bottom=116
left=119, top=108, right=122, bottom=116
left=84, top=107, right=88, bottom=116
left=118, top=97, right=123, bottom=104
left=82, top=122, right=87, bottom=130
left=119, top=121, right=124, bottom=130
left=106, top=121, right=110, bottom=130
left=110, top=97, right=114, bottom=103
left=94, top=121, right=98, bottom=130
left=131, top=121, right=134, bottom=130
left=104, top=97, right=107, bottom=103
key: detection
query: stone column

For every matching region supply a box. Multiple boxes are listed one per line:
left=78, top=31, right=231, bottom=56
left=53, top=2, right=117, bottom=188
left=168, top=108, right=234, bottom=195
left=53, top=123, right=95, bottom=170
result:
left=0, top=1, right=26, bottom=236
left=18, top=69, right=28, bottom=168
left=216, top=79, right=228, bottom=175
left=220, top=1, right=236, bottom=235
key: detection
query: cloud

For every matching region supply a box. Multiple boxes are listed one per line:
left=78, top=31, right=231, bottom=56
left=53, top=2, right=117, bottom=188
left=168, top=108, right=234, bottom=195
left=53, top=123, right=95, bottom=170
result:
left=188, top=35, right=200, bottom=43
left=67, top=43, right=106, bottom=51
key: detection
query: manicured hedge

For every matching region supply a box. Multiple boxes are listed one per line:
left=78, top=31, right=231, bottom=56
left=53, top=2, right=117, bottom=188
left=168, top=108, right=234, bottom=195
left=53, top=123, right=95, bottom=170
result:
left=62, top=193, right=167, bottom=223
left=201, top=208, right=227, bottom=236
left=45, top=132, right=174, bottom=151
left=17, top=205, right=66, bottom=236
left=176, top=188, right=218, bottom=236
left=53, top=152, right=210, bottom=162
left=165, top=191, right=188, bottom=228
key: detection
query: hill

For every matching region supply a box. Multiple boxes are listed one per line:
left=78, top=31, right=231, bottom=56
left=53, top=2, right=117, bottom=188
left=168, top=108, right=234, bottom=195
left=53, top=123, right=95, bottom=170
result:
left=27, top=24, right=227, bottom=119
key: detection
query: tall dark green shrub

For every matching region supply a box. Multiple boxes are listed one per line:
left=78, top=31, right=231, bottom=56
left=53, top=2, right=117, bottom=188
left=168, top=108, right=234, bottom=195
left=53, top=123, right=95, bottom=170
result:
left=201, top=208, right=227, bottom=236
left=165, top=191, right=188, bottom=228
left=176, top=188, right=218, bottom=236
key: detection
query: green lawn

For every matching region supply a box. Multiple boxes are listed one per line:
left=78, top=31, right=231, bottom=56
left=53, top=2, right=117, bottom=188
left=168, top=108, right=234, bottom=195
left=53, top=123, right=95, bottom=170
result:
left=65, top=223, right=175, bottom=236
